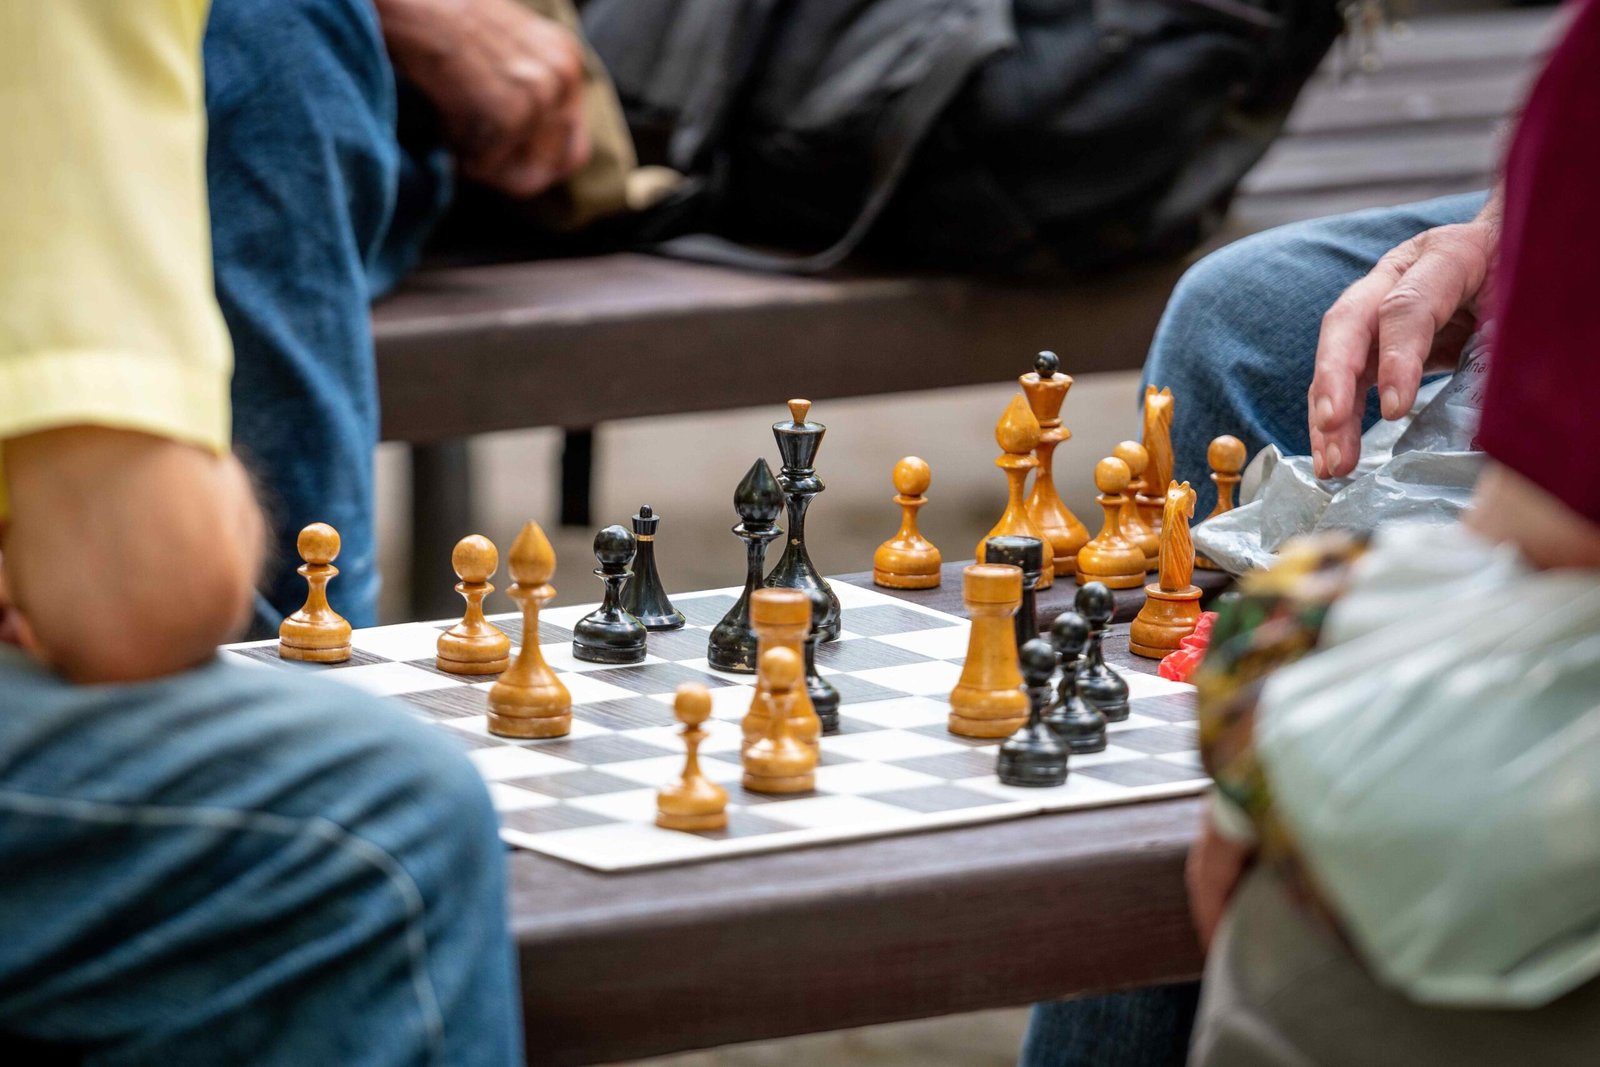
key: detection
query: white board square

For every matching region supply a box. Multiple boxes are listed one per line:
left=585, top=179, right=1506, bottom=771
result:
left=319, top=662, right=460, bottom=697
left=487, top=784, right=561, bottom=812
left=850, top=661, right=965, bottom=697
left=839, top=697, right=951, bottom=729
left=756, top=795, right=923, bottom=832
left=825, top=729, right=965, bottom=762
left=469, top=746, right=585, bottom=781
left=812, top=761, right=944, bottom=795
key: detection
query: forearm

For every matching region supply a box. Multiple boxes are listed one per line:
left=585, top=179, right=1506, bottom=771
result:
left=2, top=428, right=265, bottom=683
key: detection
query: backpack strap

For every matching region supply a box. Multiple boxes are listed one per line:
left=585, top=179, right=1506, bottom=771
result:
left=654, top=4, right=1014, bottom=274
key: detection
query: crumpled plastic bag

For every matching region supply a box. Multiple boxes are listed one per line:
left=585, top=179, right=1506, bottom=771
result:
left=1255, top=522, right=1600, bottom=1008
left=1194, top=345, right=1490, bottom=574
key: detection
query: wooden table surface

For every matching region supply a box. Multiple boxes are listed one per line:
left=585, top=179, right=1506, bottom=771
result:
left=508, top=565, right=1233, bottom=1066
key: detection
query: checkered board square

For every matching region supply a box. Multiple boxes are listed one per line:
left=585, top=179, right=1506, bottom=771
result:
left=221, top=581, right=1204, bottom=871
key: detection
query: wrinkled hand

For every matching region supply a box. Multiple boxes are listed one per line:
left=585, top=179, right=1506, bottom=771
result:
left=1307, top=202, right=1499, bottom=479
left=1186, top=817, right=1254, bottom=952
left=380, top=0, right=591, bottom=199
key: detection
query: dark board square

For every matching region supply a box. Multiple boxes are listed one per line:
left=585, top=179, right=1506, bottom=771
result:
left=839, top=604, right=959, bottom=638
left=587, top=662, right=735, bottom=695
left=815, top=747, right=861, bottom=767
left=502, top=768, right=643, bottom=798
left=526, top=735, right=676, bottom=765
left=674, top=595, right=739, bottom=627
left=642, top=626, right=715, bottom=661
left=400, top=687, right=490, bottom=719
left=814, top=639, right=932, bottom=671
left=688, top=809, right=794, bottom=840
left=830, top=675, right=909, bottom=706
left=499, top=805, right=619, bottom=834
left=1106, top=723, right=1198, bottom=757
left=571, top=697, right=679, bottom=731
left=1076, top=758, right=1206, bottom=788
left=891, top=749, right=1001, bottom=779
left=724, top=780, right=818, bottom=806
left=234, top=646, right=387, bottom=669
left=1130, top=693, right=1198, bottom=724
left=404, top=656, right=503, bottom=681
left=871, top=785, right=1014, bottom=814
left=829, top=716, right=883, bottom=737
left=910, top=723, right=997, bottom=749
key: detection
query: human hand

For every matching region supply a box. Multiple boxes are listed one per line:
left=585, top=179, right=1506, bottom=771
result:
left=1307, top=198, right=1500, bottom=479
left=379, top=0, right=591, bottom=199
left=1186, top=816, right=1254, bottom=952
left=0, top=554, right=39, bottom=653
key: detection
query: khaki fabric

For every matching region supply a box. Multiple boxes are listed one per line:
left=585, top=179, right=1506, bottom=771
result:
left=514, top=0, right=679, bottom=230
left=1190, top=869, right=1600, bottom=1067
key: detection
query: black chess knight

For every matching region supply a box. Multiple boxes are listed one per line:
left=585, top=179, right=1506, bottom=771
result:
left=764, top=399, right=841, bottom=642
left=709, top=459, right=785, bottom=672
left=573, top=526, right=648, bottom=664
left=620, top=504, right=685, bottom=631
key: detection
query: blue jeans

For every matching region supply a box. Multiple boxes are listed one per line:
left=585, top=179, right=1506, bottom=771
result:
left=205, top=0, right=452, bottom=632
left=0, top=648, right=520, bottom=1065
left=1022, top=191, right=1487, bottom=1067
left=1139, top=191, right=1487, bottom=517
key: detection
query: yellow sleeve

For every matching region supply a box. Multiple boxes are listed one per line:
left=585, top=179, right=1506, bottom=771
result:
left=0, top=0, right=232, bottom=516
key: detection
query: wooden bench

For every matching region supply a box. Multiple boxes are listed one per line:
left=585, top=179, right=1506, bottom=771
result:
left=374, top=7, right=1554, bottom=617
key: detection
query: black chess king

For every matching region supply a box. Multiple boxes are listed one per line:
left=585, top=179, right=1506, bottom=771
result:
left=764, top=399, right=841, bottom=642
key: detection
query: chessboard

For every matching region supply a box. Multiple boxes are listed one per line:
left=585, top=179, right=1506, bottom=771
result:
left=222, top=581, right=1204, bottom=872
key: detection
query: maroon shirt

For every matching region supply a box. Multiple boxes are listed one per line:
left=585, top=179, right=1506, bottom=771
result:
left=1479, top=0, right=1600, bottom=526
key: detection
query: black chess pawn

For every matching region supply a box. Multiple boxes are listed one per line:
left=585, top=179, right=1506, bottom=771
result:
left=802, top=583, right=841, bottom=733
left=983, top=535, right=1044, bottom=651
left=764, top=400, right=842, bottom=642
left=997, top=638, right=1069, bottom=788
left=1074, top=582, right=1129, bottom=722
left=1044, top=612, right=1107, bottom=754
left=620, top=504, right=686, bottom=631
left=709, top=459, right=785, bottom=672
left=573, top=525, right=648, bottom=664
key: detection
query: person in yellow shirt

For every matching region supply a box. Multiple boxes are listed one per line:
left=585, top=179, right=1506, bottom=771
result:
left=0, top=6, right=520, bottom=1061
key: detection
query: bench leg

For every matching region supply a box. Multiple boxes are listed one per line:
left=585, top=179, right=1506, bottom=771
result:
left=560, top=427, right=594, bottom=528
left=409, top=439, right=475, bottom=620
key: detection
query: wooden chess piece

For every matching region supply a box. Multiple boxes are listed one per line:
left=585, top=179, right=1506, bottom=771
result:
left=620, top=504, right=686, bottom=630
left=1075, top=582, right=1129, bottom=722
left=488, top=521, right=572, bottom=738
left=279, top=522, right=352, bottom=663
left=656, top=683, right=729, bottom=831
left=802, top=584, right=841, bottom=734
left=573, top=525, right=648, bottom=664
left=1042, top=612, right=1107, bottom=754
left=1113, top=440, right=1160, bottom=571
left=742, top=646, right=817, bottom=794
left=741, top=588, right=821, bottom=754
left=1075, top=457, right=1148, bottom=589
left=983, top=535, right=1044, bottom=651
left=709, top=458, right=784, bottom=672
left=436, top=534, right=512, bottom=675
left=996, top=638, right=1069, bottom=788
left=765, top=399, right=842, bottom=641
left=872, top=456, right=942, bottom=589
left=1137, top=385, right=1175, bottom=533
left=976, top=392, right=1053, bottom=589
left=948, top=564, right=1029, bottom=738
left=1196, top=435, right=1247, bottom=571
left=1130, top=481, right=1204, bottom=658
left=1021, top=352, right=1089, bottom=578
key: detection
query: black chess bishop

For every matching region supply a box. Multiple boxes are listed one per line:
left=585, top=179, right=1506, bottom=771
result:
left=709, top=458, right=785, bottom=672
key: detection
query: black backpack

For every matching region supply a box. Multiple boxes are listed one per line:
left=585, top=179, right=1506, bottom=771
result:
left=584, top=0, right=1341, bottom=273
